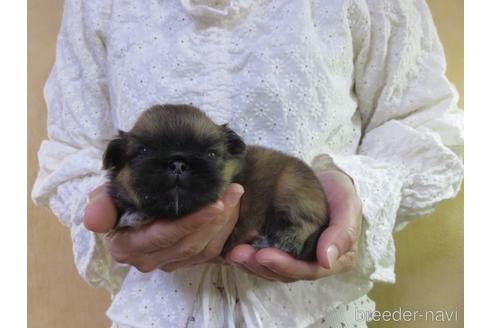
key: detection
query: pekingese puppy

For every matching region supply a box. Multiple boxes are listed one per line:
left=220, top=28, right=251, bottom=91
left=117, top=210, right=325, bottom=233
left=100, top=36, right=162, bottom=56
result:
left=103, top=104, right=329, bottom=260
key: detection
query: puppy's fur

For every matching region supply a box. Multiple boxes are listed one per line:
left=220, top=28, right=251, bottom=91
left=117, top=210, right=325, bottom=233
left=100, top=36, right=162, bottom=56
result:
left=103, top=104, right=329, bottom=260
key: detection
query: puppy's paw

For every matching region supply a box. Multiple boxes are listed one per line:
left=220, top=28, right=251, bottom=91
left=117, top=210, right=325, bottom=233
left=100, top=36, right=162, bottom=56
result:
left=117, top=211, right=152, bottom=229
left=251, top=233, right=304, bottom=258
left=251, top=234, right=274, bottom=249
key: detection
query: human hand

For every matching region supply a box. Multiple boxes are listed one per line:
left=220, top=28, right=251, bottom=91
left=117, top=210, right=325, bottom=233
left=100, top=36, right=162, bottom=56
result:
left=225, top=169, right=362, bottom=282
left=84, top=183, right=244, bottom=273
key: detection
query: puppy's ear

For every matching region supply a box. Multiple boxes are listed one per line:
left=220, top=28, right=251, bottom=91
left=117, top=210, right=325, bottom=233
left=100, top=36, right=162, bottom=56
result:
left=222, top=124, right=246, bottom=156
left=103, top=130, right=129, bottom=170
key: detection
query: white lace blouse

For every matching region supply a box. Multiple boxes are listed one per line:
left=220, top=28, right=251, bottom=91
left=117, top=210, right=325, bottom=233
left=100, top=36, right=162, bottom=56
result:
left=32, top=0, right=463, bottom=327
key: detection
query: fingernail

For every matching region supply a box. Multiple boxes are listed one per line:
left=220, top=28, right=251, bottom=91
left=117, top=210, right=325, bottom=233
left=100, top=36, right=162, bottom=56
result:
left=326, top=245, right=339, bottom=269
left=87, top=190, right=105, bottom=206
left=87, top=193, right=97, bottom=206
left=224, top=191, right=243, bottom=207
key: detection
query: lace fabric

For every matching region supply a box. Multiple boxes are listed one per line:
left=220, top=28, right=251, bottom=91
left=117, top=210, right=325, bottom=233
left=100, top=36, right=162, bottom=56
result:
left=32, top=0, right=463, bottom=326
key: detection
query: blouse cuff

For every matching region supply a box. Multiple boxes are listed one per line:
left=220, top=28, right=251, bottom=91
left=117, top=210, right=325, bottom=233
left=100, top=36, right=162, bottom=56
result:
left=312, top=153, right=403, bottom=283
left=358, top=120, right=464, bottom=230
left=32, top=163, right=129, bottom=294
left=311, top=120, right=463, bottom=283
left=71, top=223, right=129, bottom=295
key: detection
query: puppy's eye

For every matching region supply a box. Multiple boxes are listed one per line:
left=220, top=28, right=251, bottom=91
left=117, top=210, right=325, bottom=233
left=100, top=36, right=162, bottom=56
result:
left=207, top=150, right=217, bottom=159
left=138, top=146, right=148, bottom=155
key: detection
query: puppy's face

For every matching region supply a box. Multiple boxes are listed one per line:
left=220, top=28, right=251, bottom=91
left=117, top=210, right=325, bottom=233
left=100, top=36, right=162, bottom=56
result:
left=104, top=104, right=246, bottom=218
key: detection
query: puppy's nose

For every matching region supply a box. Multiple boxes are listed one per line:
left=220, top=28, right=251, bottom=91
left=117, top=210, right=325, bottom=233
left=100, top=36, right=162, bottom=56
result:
left=169, top=160, right=188, bottom=175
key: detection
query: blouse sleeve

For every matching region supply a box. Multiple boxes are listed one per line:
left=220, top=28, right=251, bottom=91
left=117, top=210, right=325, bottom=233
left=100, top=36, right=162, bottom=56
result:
left=31, top=0, right=129, bottom=295
left=312, top=0, right=463, bottom=283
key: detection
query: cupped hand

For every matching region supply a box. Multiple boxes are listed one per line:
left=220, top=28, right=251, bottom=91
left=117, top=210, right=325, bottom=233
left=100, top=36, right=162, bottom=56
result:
left=225, top=169, right=362, bottom=282
left=84, top=183, right=244, bottom=273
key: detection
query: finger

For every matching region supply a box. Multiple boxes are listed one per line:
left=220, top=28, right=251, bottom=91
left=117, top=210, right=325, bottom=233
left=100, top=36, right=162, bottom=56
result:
left=327, top=245, right=358, bottom=274
left=201, top=194, right=241, bottom=259
left=139, top=211, right=236, bottom=269
left=129, top=183, right=243, bottom=254
left=84, top=185, right=118, bottom=233
left=194, top=183, right=243, bottom=249
left=216, top=247, right=275, bottom=281
left=317, top=170, right=361, bottom=218
left=226, top=245, right=276, bottom=280
left=112, top=184, right=243, bottom=269
left=145, top=235, right=216, bottom=271
left=125, top=196, right=242, bottom=271
left=316, top=209, right=361, bottom=270
left=255, top=248, right=329, bottom=281
left=226, top=245, right=291, bottom=282
left=157, top=191, right=243, bottom=271
left=161, top=184, right=244, bottom=264
left=124, top=234, right=214, bottom=273
left=222, top=183, right=244, bottom=205
left=112, top=200, right=224, bottom=255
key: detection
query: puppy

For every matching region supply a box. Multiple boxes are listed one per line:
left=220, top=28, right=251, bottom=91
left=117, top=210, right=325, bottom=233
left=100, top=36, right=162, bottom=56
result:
left=103, top=104, right=329, bottom=260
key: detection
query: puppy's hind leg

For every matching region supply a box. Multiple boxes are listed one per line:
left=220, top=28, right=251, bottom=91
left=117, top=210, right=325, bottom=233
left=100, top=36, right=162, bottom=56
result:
left=251, top=161, right=329, bottom=260
left=251, top=208, right=326, bottom=261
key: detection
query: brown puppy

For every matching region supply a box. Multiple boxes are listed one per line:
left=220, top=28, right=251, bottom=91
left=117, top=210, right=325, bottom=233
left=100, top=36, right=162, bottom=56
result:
left=103, top=104, right=329, bottom=260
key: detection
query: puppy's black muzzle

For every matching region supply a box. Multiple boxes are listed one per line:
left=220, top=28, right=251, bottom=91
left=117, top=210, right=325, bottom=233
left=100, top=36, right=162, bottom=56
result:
left=169, top=160, right=188, bottom=176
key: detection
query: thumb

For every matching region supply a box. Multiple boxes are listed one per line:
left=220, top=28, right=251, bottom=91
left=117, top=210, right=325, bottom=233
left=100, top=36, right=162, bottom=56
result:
left=221, top=183, right=244, bottom=208
left=84, top=185, right=118, bottom=233
left=316, top=214, right=360, bottom=270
